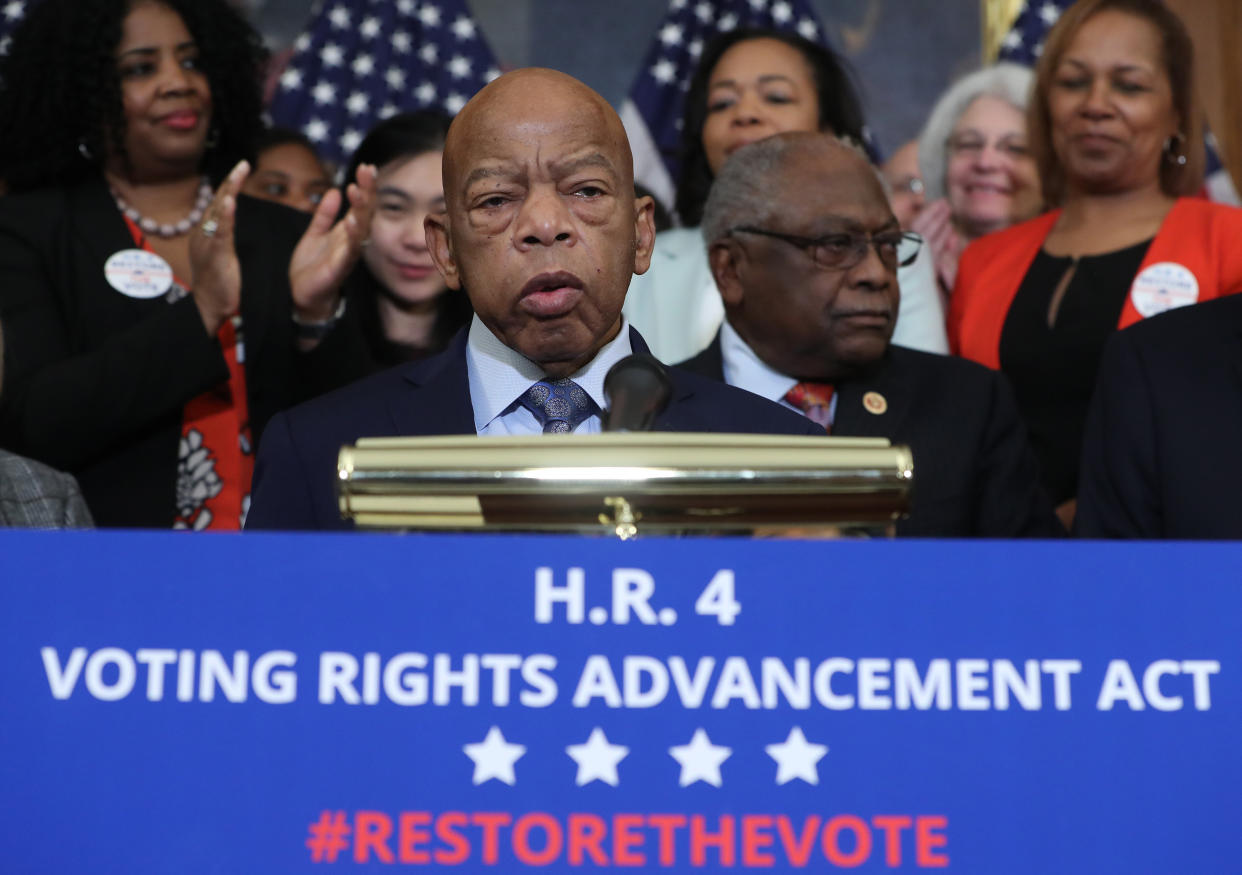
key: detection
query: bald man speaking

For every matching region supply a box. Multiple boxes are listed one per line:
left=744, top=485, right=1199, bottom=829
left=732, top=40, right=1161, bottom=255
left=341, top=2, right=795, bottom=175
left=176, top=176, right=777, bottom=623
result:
left=246, top=69, right=819, bottom=530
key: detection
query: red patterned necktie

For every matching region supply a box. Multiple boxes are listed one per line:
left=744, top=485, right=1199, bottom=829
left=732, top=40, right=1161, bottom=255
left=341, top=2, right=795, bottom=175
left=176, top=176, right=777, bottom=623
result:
left=784, top=382, right=835, bottom=433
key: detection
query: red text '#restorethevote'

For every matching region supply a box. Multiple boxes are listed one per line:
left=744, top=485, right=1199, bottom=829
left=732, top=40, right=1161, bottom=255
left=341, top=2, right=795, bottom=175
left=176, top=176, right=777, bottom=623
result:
left=306, top=810, right=950, bottom=867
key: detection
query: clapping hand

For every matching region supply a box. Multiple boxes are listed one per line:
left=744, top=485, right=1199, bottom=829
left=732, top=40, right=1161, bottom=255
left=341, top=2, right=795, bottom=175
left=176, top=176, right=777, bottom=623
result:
left=911, top=198, right=965, bottom=293
left=289, top=164, right=378, bottom=321
left=189, top=160, right=250, bottom=335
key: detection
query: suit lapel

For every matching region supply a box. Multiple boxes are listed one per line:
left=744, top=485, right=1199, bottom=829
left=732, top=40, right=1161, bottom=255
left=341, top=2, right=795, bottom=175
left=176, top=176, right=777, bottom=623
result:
left=833, top=351, right=914, bottom=438
left=69, top=180, right=144, bottom=314
left=387, top=330, right=476, bottom=435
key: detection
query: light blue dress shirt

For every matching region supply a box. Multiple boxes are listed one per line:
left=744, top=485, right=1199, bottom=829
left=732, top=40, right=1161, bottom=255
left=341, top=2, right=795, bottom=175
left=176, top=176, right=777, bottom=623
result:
left=465, top=314, right=635, bottom=435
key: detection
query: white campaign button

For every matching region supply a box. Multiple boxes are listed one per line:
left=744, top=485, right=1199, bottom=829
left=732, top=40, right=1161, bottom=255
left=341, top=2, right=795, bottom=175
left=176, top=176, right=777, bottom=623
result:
left=104, top=249, right=174, bottom=300
left=1129, top=261, right=1199, bottom=318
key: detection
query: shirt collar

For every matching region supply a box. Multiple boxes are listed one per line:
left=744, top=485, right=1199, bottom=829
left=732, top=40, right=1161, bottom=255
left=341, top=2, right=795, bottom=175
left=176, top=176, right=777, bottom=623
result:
left=719, top=319, right=800, bottom=404
left=465, top=314, right=634, bottom=432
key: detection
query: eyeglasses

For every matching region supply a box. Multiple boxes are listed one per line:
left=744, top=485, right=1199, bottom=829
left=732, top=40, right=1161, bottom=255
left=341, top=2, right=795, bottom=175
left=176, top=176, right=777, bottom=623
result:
left=730, top=226, right=923, bottom=270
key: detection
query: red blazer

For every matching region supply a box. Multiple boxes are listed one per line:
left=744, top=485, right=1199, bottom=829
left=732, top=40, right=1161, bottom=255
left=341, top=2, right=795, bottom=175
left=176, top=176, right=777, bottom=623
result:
left=949, top=198, right=1242, bottom=369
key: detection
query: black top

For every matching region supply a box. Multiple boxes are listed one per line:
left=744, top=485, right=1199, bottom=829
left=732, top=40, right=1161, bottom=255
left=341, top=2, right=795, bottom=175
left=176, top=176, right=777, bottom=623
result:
left=347, top=267, right=473, bottom=370
left=999, top=239, right=1151, bottom=504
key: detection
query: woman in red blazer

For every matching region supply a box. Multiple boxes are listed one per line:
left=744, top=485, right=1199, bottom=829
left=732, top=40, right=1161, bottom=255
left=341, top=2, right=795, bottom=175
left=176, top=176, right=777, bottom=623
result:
left=949, top=0, right=1242, bottom=527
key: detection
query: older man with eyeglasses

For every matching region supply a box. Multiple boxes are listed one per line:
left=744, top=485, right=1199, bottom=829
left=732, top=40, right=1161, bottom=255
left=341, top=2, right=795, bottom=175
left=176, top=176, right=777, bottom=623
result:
left=676, top=132, right=1062, bottom=537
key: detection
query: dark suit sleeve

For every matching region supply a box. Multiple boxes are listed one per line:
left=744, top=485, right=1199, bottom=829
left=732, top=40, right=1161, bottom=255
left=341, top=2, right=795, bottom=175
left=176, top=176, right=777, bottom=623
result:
left=1075, top=330, right=1161, bottom=538
left=0, top=204, right=230, bottom=468
left=972, top=370, right=1064, bottom=538
left=245, top=410, right=327, bottom=531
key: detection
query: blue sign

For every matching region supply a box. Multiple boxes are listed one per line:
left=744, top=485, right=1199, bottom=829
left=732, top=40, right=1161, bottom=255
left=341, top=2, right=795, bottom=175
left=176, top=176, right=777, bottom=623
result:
left=1, top=531, right=1238, bottom=872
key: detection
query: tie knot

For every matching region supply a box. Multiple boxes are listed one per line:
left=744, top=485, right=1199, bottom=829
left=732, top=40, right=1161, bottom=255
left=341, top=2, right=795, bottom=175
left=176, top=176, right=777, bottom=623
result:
left=520, top=378, right=598, bottom=434
left=784, top=381, right=835, bottom=432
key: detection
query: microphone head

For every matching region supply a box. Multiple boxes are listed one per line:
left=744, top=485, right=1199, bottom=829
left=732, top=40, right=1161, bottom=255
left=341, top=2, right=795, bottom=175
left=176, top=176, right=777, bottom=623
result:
left=602, top=353, right=673, bottom=432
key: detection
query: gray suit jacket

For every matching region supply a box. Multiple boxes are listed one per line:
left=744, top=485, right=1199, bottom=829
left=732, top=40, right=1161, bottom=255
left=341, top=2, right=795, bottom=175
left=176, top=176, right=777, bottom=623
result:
left=0, top=449, right=93, bottom=527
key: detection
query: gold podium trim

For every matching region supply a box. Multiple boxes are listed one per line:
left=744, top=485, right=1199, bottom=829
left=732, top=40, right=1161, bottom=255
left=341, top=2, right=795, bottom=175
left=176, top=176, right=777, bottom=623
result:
left=337, top=433, right=913, bottom=537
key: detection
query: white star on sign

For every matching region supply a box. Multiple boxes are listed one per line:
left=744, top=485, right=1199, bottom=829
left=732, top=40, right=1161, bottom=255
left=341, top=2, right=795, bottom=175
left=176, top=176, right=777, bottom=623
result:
left=419, top=43, right=438, bottom=63
left=1040, top=2, right=1061, bottom=25
left=464, top=726, right=526, bottom=786
left=451, top=16, right=476, bottom=40
left=386, top=67, right=406, bottom=89
left=397, top=0, right=415, bottom=13
left=360, top=16, right=381, bottom=39
left=566, top=728, right=630, bottom=787
left=448, top=55, right=472, bottom=79
left=796, top=18, right=818, bottom=40
left=670, top=728, right=731, bottom=787
left=346, top=91, right=369, bottom=115
left=352, top=54, right=375, bottom=76
left=3, top=1, right=25, bottom=22
left=294, top=33, right=311, bottom=52
left=718, top=12, right=738, bottom=31
left=444, top=92, right=467, bottom=114
left=394, top=31, right=413, bottom=53
left=694, top=2, right=713, bottom=23
left=772, top=1, right=792, bottom=24
left=1002, top=30, right=1023, bottom=51
left=765, top=726, right=828, bottom=786
left=415, top=81, right=437, bottom=103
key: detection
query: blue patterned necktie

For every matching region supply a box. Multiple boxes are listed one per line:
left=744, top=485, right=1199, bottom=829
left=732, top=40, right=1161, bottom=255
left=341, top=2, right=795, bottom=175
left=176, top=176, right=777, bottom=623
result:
left=519, top=379, right=598, bottom=434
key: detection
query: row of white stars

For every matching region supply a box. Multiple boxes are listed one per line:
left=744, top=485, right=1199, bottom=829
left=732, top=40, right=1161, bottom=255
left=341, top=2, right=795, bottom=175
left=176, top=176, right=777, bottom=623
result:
left=1002, top=3, right=1062, bottom=53
left=650, top=17, right=818, bottom=87
left=322, top=2, right=477, bottom=39
left=671, top=0, right=795, bottom=14
left=464, top=725, right=828, bottom=789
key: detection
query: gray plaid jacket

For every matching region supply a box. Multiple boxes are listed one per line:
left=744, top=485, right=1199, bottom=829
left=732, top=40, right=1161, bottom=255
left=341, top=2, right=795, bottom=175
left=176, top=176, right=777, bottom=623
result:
left=0, top=450, right=93, bottom=528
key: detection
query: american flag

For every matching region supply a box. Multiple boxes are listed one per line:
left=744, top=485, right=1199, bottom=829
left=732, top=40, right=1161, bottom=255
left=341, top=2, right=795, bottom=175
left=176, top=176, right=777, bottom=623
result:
left=0, top=0, right=30, bottom=57
left=998, top=0, right=1239, bottom=204
left=268, top=0, right=501, bottom=167
left=619, top=0, right=843, bottom=215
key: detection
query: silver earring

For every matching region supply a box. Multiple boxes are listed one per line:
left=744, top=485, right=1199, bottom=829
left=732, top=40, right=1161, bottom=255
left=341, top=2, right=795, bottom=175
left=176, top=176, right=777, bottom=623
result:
left=77, top=140, right=93, bottom=161
left=1164, top=133, right=1188, bottom=167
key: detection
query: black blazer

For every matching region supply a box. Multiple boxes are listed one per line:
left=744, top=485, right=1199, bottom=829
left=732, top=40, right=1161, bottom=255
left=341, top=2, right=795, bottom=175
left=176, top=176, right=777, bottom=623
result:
left=1077, top=293, right=1242, bottom=539
left=246, top=326, right=823, bottom=531
left=0, top=177, right=370, bottom=527
left=677, top=334, right=1063, bottom=538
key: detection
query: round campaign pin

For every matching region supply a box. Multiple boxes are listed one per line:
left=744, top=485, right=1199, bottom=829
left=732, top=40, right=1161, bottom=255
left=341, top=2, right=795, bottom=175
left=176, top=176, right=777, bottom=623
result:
left=104, top=249, right=174, bottom=300
left=863, top=391, right=887, bottom=415
left=1129, top=261, right=1199, bottom=318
